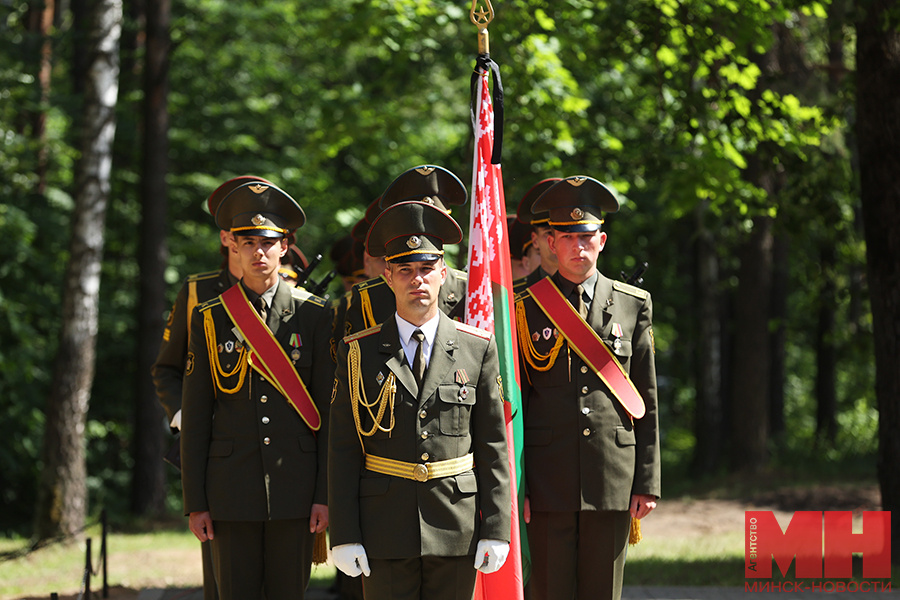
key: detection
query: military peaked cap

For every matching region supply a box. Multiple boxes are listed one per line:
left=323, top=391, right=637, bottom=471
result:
left=379, top=165, right=467, bottom=212
left=351, top=198, right=383, bottom=242
left=532, top=175, right=620, bottom=232
left=515, top=178, right=560, bottom=226
left=207, top=175, right=274, bottom=225
left=507, top=216, right=533, bottom=260
left=367, top=201, right=462, bottom=263
left=215, top=181, right=306, bottom=237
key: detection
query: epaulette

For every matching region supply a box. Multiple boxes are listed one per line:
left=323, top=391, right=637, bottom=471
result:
left=186, top=270, right=221, bottom=282
left=512, top=276, right=529, bottom=293
left=197, top=297, right=223, bottom=312
left=343, top=323, right=383, bottom=344
left=514, top=288, right=531, bottom=303
left=454, top=321, right=491, bottom=340
left=451, top=268, right=468, bottom=281
left=356, top=276, right=386, bottom=291
left=613, top=280, right=650, bottom=300
left=291, top=286, right=327, bottom=308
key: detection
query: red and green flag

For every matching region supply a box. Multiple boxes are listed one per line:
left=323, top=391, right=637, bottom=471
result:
left=466, top=59, right=527, bottom=600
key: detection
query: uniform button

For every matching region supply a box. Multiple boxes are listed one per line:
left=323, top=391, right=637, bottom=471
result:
left=263, top=437, right=271, bottom=445
left=420, top=432, right=429, bottom=440
left=580, top=365, right=589, bottom=374
left=583, top=428, right=590, bottom=436
left=581, top=386, right=589, bottom=394
left=260, top=395, right=268, bottom=403
left=421, top=453, right=430, bottom=461
left=261, top=416, right=270, bottom=424
left=582, top=407, right=591, bottom=415
left=419, top=410, right=427, bottom=419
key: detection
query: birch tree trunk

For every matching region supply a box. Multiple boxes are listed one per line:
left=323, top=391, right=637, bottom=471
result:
left=34, top=0, right=122, bottom=541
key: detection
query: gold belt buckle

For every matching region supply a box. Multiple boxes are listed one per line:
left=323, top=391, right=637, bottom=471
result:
left=413, top=464, right=429, bottom=482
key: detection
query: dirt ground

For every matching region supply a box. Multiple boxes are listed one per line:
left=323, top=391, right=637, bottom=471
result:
left=19, top=483, right=883, bottom=600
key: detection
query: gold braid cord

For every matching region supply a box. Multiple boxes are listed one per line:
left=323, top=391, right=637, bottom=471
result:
left=361, top=288, right=376, bottom=329
left=515, top=301, right=565, bottom=372
left=203, top=309, right=248, bottom=393
left=348, top=340, right=396, bottom=449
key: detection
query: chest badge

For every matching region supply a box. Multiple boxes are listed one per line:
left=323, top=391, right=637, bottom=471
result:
left=225, top=340, right=234, bottom=353
left=376, top=371, right=385, bottom=385
left=611, top=322, right=624, bottom=355
left=542, top=327, right=552, bottom=340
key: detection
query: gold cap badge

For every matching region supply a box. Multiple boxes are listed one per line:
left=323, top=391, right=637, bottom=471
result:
left=407, top=235, right=422, bottom=249
left=249, top=184, right=268, bottom=194
left=571, top=207, right=585, bottom=220
left=252, top=214, right=266, bottom=226
left=567, top=177, right=588, bottom=187
left=415, top=166, right=436, bottom=176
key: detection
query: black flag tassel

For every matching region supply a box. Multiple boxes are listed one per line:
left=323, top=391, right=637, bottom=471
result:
left=471, top=53, right=504, bottom=165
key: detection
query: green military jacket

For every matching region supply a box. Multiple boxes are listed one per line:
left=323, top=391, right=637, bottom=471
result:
left=328, top=312, right=511, bottom=559
left=515, top=271, right=661, bottom=512
left=181, top=280, right=331, bottom=522
left=342, top=268, right=468, bottom=338
left=152, top=269, right=235, bottom=424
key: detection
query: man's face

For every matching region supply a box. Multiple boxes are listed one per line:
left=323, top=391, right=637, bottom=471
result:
left=531, top=225, right=558, bottom=269
left=384, top=258, right=447, bottom=322
left=363, top=251, right=388, bottom=279
left=548, top=229, right=607, bottom=282
left=233, top=235, right=288, bottom=280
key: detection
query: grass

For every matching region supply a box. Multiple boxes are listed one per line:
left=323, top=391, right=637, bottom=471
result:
left=0, top=524, right=336, bottom=600
left=625, top=531, right=747, bottom=586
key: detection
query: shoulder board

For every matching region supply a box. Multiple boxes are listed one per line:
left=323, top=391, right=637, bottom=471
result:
left=454, top=321, right=491, bottom=340
left=186, top=270, right=222, bottom=283
left=197, top=297, right=223, bottom=312
left=613, top=280, right=649, bottom=300
left=512, top=276, right=528, bottom=292
left=343, top=323, right=383, bottom=344
left=514, top=288, right=531, bottom=303
left=451, top=268, right=468, bottom=281
left=356, top=277, right=386, bottom=291
left=290, top=286, right=327, bottom=307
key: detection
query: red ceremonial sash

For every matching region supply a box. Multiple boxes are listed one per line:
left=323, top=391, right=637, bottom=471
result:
left=528, top=277, right=646, bottom=419
left=220, top=284, right=321, bottom=431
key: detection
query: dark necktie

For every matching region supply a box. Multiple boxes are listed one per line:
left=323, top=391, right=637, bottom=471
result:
left=256, top=297, right=268, bottom=325
left=575, top=284, right=588, bottom=319
left=412, top=329, right=426, bottom=386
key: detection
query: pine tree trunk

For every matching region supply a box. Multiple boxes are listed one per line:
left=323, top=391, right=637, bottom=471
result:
left=856, top=0, right=900, bottom=559
left=729, top=215, right=773, bottom=472
left=34, top=0, right=122, bottom=542
left=691, top=204, right=724, bottom=474
left=131, top=0, right=170, bottom=517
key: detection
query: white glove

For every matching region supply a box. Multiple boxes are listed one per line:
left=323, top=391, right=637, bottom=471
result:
left=171, top=409, right=182, bottom=431
left=474, top=539, right=509, bottom=574
left=332, top=543, right=371, bottom=577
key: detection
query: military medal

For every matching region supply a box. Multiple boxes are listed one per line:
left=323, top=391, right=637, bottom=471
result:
left=291, top=349, right=301, bottom=361
left=459, top=387, right=469, bottom=401
left=455, top=369, right=470, bottom=385
left=225, top=340, right=234, bottom=353
left=611, top=323, right=624, bottom=355
left=290, top=333, right=302, bottom=347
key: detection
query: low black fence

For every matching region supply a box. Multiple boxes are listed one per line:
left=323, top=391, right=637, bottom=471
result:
left=0, top=509, right=108, bottom=599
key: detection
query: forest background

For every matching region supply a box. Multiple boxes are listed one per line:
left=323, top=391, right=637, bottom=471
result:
left=1, top=0, right=899, bottom=560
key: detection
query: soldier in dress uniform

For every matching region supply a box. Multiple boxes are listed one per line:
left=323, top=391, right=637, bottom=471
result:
left=180, top=181, right=331, bottom=600
left=514, top=176, right=660, bottom=600
left=329, top=200, right=512, bottom=600
left=508, top=215, right=537, bottom=280
left=151, top=175, right=271, bottom=600
left=512, top=178, right=562, bottom=294
left=342, top=166, right=469, bottom=338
